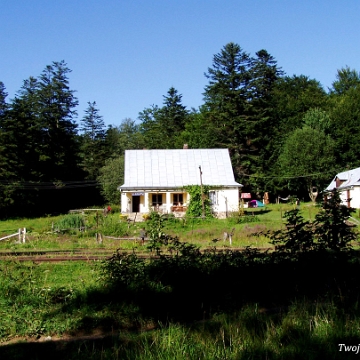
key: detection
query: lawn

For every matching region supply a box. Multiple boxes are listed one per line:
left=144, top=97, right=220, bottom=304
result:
left=1, top=200, right=360, bottom=359
left=0, top=202, right=324, bottom=251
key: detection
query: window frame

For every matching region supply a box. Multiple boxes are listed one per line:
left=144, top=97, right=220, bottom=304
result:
left=152, top=194, right=163, bottom=206
left=173, top=193, right=184, bottom=205
left=209, top=190, right=218, bottom=205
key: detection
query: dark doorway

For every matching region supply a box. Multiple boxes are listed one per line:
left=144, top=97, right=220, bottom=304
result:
left=132, top=196, right=140, bottom=212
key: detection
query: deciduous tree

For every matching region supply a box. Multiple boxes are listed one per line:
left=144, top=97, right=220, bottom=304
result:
left=97, top=155, right=124, bottom=204
left=277, top=126, right=336, bottom=201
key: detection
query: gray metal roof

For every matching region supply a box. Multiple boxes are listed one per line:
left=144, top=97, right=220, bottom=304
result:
left=119, top=149, right=242, bottom=190
left=326, top=167, right=360, bottom=191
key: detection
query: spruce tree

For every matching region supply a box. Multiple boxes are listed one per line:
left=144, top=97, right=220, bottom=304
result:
left=203, top=42, right=252, bottom=179
left=37, top=60, right=80, bottom=181
left=80, top=101, right=106, bottom=179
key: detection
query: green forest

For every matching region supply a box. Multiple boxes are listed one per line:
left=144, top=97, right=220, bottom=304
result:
left=1, top=42, right=360, bottom=218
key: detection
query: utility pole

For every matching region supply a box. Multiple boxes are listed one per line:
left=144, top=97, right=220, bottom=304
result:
left=199, top=165, right=205, bottom=219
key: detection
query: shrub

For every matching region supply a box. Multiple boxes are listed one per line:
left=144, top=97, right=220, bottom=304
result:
left=184, top=185, right=213, bottom=218
left=54, top=214, right=85, bottom=231
left=262, top=188, right=358, bottom=254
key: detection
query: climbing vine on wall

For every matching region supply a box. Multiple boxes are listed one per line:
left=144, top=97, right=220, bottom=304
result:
left=183, top=185, right=213, bottom=218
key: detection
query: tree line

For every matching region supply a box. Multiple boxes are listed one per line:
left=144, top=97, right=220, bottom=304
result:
left=1, top=43, right=360, bottom=217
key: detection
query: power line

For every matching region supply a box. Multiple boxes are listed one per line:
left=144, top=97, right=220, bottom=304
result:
left=0, top=180, right=99, bottom=190
left=239, top=172, right=324, bottom=180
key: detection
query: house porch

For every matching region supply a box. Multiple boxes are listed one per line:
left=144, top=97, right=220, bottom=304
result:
left=120, top=191, right=189, bottom=215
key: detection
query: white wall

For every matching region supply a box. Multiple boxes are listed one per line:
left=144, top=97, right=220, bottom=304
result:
left=340, top=187, right=360, bottom=208
left=121, top=188, right=240, bottom=215
left=210, top=188, right=239, bottom=216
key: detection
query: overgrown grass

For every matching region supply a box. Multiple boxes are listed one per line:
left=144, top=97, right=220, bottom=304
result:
left=0, top=202, right=357, bottom=255
left=1, top=198, right=360, bottom=359
left=1, top=255, right=360, bottom=359
left=0, top=261, right=99, bottom=340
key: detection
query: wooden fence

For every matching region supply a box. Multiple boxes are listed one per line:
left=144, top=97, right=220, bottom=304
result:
left=0, top=228, right=26, bottom=243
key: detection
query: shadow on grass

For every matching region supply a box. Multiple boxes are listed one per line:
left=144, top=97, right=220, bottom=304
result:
left=2, top=309, right=360, bottom=359
left=243, top=208, right=272, bottom=215
left=3, top=250, right=360, bottom=359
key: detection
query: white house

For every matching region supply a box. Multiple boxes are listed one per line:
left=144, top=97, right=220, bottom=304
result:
left=118, top=148, right=242, bottom=218
left=325, top=167, right=360, bottom=208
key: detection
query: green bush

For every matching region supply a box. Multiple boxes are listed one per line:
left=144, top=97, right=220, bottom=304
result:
left=54, top=214, right=85, bottom=230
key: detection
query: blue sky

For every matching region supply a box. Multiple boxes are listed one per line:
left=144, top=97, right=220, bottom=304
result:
left=1, top=1, right=359, bottom=127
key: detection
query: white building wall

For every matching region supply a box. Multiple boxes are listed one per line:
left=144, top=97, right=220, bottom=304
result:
left=352, top=187, right=360, bottom=208
left=121, top=188, right=240, bottom=216
left=339, top=190, right=348, bottom=207
left=346, top=187, right=360, bottom=208
left=337, top=187, right=360, bottom=208
left=121, top=192, right=133, bottom=213
left=121, top=192, right=150, bottom=213
left=210, top=188, right=239, bottom=217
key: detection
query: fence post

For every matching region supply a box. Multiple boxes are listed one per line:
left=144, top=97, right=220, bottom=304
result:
left=22, top=228, right=26, bottom=243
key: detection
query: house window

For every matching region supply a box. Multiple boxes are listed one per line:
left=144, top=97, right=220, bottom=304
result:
left=152, top=194, right=163, bottom=206
left=173, top=193, right=183, bottom=205
left=209, top=191, right=218, bottom=205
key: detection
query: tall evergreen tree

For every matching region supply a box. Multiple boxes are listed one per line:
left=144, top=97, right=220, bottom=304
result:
left=0, top=62, right=85, bottom=216
left=157, top=87, right=189, bottom=148
left=80, top=101, right=106, bottom=179
left=0, top=81, right=15, bottom=210
left=0, top=78, right=43, bottom=213
left=139, top=87, right=188, bottom=149
left=138, top=105, right=163, bottom=149
left=37, top=60, right=80, bottom=181
left=203, top=42, right=252, bottom=180
left=0, top=82, right=8, bottom=117
left=247, top=50, right=283, bottom=189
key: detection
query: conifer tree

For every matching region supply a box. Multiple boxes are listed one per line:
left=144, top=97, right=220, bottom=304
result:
left=139, top=87, right=188, bottom=149
left=37, top=60, right=80, bottom=181
left=203, top=42, right=252, bottom=179
left=80, top=101, right=106, bottom=179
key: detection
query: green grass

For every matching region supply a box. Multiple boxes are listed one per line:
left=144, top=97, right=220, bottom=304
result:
left=0, top=215, right=62, bottom=235
left=0, top=203, right=341, bottom=252
left=0, top=261, right=100, bottom=339
left=1, top=283, right=359, bottom=359
left=1, top=201, right=360, bottom=359
left=158, top=203, right=322, bottom=248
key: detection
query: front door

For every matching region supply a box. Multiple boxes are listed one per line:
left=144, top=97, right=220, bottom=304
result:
left=132, top=195, right=140, bottom=212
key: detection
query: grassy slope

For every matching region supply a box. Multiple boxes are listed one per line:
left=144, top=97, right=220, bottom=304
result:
left=1, top=203, right=360, bottom=359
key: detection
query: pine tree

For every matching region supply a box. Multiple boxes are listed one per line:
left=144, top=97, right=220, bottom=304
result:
left=37, top=60, right=80, bottom=181
left=0, top=81, right=8, bottom=117
left=247, top=50, right=283, bottom=189
left=203, top=42, right=253, bottom=181
left=314, top=189, right=357, bottom=251
left=0, top=81, right=15, bottom=210
left=80, top=101, right=106, bottom=179
left=139, top=87, right=189, bottom=149
left=0, top=78, right=43, bottom=213
left=157, top=87, right=189, bottom=148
